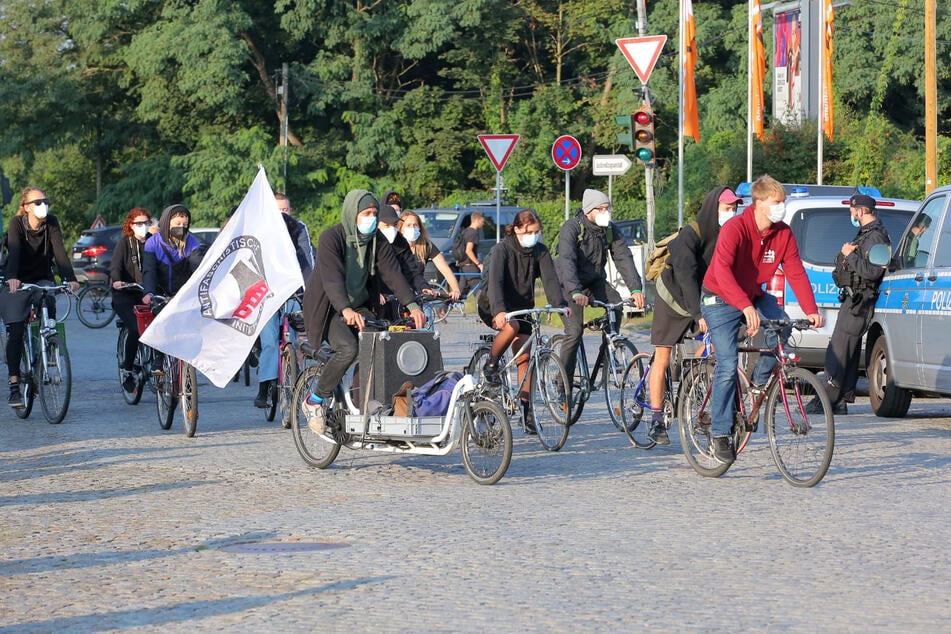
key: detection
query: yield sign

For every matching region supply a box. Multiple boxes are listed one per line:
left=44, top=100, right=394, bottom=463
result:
left=478, top=134, right=520, bottom=172
left=616, top=35, right=668, bottom=85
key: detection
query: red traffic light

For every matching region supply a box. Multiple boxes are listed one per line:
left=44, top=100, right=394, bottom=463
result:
left=634, top=110, right=653, bottom=126
left=633, top=106, right=656, bottom=166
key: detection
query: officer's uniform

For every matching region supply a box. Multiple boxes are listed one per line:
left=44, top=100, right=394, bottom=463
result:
left=825, top=216, right=889, bottom=406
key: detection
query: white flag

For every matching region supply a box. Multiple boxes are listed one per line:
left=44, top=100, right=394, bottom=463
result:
left=140, top=166, right=304, bottom=387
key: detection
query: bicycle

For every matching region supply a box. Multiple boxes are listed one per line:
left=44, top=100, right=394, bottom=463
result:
left=467, top=306, right=572, bottom=451
left=430, top=272, right=481, bottom=320
left=290, top=317, right=513, bottom=485
left=14, top=283, right=72, bottom=424
left=75, top=279, right=116, bottom=328
left=139, top=295, right=200, bottom=437
left=112, top=283, right=155, bottom=405
left=267, top=294, right=307, bottom=427
left=677, top=319, right=835, bottom=487
left=549, top=299, right=639, bottom=431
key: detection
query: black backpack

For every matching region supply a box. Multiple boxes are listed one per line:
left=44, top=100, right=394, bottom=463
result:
left=451, top=230, right=468, bottom=264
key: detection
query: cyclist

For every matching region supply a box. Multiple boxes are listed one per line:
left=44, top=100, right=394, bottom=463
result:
left=1, top=187, right=79, bottom=408
left=646, top=186, right=740, bottom=444
left=398, top=209, right=461, bottom=300
left=300, top=190, right=425, bottom=434
left=478, top=209, right=569, bottom=434
left=254, top=193, right=315, bottom=408
left=555, top=188, right=645, bottom=401
left=142, top=204, right=204, bottom=304
left=376, top=203, right=428, bottom=322
left=700, top=175, right=823, bottom=465
left=111, top=207, right=153, bottom=393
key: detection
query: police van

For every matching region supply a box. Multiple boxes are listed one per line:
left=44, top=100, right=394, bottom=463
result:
left=733, top=184, right=920, bottom=370
left=866, top=186, right=951, bottom=417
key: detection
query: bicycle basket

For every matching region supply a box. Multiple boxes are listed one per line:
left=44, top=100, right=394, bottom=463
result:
left=134, top=305, right=155, bottom=334
left=287, top=310, right=306, bottom=333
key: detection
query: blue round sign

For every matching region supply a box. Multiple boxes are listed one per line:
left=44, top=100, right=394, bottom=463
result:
left=552, top=135, right=582, bottom=171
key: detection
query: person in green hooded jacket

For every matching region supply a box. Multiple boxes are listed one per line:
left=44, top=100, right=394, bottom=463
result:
left=300, top=190, right=426, bottom=434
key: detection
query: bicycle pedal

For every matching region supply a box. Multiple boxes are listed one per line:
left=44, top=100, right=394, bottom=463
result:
left=151, top=370, right=165, bottom=377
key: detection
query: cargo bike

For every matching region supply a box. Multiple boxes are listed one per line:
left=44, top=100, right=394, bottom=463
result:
left=290, top=319, right=513, bottom=485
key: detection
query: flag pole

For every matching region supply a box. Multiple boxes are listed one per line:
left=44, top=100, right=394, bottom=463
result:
left=817, top=1, right=825, bottom=185
left=747, top=0, right=753, bottom=183
left=678, top=0, right=685, bottom=228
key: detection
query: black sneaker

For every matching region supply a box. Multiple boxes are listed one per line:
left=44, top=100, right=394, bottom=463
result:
left=121, top=370, right=137, bottom=394
left=254, top=381, right=272, bottom=408
left=712, top=436, right=735, bottom=464
left=521, top=401, right=537, bottom=435
left=482, top=358, right=502, bottom=387
left=648, top=420, right=670, bottom=445
left=8, top=384, right=24, bottom=409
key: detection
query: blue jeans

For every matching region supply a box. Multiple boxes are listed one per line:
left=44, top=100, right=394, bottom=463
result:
left=258, top=299, right=302, bottom=383
left=700, top=293, right=789, bottom=438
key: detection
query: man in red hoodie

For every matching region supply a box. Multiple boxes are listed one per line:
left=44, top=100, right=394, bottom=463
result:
left=699, top=175, right=824, bottom=465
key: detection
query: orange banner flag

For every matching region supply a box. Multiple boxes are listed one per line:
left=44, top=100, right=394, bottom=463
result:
left=822, top=0, right=835, bottom=140
left=751, top=0, right=766, bottom=140
left=684, top=0, right=701, bottom=142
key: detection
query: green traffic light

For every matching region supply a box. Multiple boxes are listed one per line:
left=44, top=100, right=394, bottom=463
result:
left=635, top=147, right=654, bottom=163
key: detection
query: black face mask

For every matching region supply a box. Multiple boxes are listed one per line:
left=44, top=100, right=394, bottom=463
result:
left=169, top=226, right=188, bottom=241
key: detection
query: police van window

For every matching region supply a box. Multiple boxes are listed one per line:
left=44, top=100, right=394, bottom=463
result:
left=790, top=208, right=853, bottom=266
left=933, top=217, right=951, bottom=268
left=898, top=197, right=944, bottom=269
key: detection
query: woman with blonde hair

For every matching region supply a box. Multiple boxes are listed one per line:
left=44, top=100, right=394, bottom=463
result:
left=398, top=210, right=461, bottom=300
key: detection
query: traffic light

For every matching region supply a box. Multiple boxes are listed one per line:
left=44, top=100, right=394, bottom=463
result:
left=633, top=106, right=656, bottom=165
left=615, top=114, right=634, bottom=151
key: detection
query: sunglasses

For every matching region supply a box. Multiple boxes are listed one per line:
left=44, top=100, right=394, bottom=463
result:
left=131, top=221, right=151, bottom=227
left=27, top=198, right=49, bottom=206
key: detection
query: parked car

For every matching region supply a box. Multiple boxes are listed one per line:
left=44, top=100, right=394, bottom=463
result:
left=71, top=225, right=123, bottom=284
left=866, top=187, right=951, bottom=417
left=614, top=219, right=647, bottom=245
left=191, top=227, right=221, bottom=249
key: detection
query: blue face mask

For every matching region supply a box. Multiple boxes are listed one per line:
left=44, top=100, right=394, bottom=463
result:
left=357, top=216, right=378, bottom=235
left=519, top=233, right=540, bottom=248
left=850, top=215, right=861, bottom=228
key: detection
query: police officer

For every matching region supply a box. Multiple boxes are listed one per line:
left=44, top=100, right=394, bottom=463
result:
left=810, top=193, right=890, bottom=414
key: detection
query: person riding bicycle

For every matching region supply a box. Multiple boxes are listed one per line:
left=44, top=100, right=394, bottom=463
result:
left=398, top=209, right=462, bottom=300
left=141, top=204, right=204, bottom=305
left=376, top=203, right=428, bottom=322
left=1, top=187, right=79, bottom=408
left=253, top=193, right=315, bottom=408
left=300, top=189, right=426, bottom=434
left=111, top=207, right=154, bottom=393
left=555, top=188, right=645, bottom=400
left=646, top=186, right=740, bottom=445
left=700, top=175, right=823, bottom=465
left=478, top=209, right=569, bottom=434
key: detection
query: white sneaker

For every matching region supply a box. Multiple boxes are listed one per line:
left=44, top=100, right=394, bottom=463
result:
left=303, top=400, right=326, bottom=434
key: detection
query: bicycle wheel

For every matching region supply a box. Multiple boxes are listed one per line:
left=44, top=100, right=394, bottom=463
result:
left=155, top=354, right=177, bottom=430
left=15, top=353, right=35, bottom=419
left=766, top=367, right=835, bottom=487
left=76, top=285, right=116, bottom=328
left=279, top=344, right=300, bottom=429
left=677, top=363, right=732, bottom=478
left=180, top=362, right=199, bottom=437
left=116, top=327, right=144, bottom=405
left=548, top=335, right=588, bottom=426
left=466, top=345, right=491, bottom=382
left=55, top=291, right=73, bottom=324
left=620, top=353, right=654, bottom=448
left=290, top=363, right=341, bottom=468
left=39, top=336, right=71, bottom=424
left=603, top=338, right=639, bottom=430
left=461, top=398, right=513, bottom=485
left=530, top=350, right=570, bottom=452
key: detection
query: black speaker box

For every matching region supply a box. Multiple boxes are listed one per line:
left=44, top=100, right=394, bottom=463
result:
left=358, top=330, right=443, bottom=404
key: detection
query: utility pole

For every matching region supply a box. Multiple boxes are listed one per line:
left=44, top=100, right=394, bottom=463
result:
left=925, top=0, right=936, bottom=195
left=279, top=63, right=289, bottom=187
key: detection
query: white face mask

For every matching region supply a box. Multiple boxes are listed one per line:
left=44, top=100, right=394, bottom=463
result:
left=380, top=226, right=397, bottom=243
left=357, top=216, right=377, bottom=235
left=402, top=227, right=420, bottom=242
left=718, top=211, right=735, bottom=226
left=133, top=224, right=149, bottom=239
left=768, top=202, right=786, bottom=223
left=519, top=233, right=540, bottom=248
left=594, top=211, right=612, bottom=227
left=33, top=203, right=49, bottom=219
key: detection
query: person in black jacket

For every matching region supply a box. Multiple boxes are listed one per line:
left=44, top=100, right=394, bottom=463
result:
left=478, top=209, right=568, bottom=433
left=555, top=188, right=644, bottom=389
left=647, top=186, right=739, bottom=443
left=376, top=203, right=427, bottom=321
left=300, top=190, right=425, bottom=434
left=1, top=187, right=79, bottom=408
left=111, top=207, right=153, bottom=393
left=809, top=193, right=890, bottom=415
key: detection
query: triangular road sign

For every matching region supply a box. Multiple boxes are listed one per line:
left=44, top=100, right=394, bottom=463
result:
left=90, top=214, right=107, bottom=229
left=616, top=35, right=668, bottom=85
left=478, top=134, right=520, bottom=172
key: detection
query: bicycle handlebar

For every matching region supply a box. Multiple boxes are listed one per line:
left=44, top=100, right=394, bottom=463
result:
left=115, top=282, right=144, bottom=291
left=504, top=305, right=569, bottom=320
left=588, top=298, right=636, bottom=310
left=762, top=318, right=814, bottom=331
left=18, top=283, right=71, bottom=294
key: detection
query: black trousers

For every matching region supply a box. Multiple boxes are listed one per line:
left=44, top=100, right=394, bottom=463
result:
left=824, top=295, right=875, bottom=404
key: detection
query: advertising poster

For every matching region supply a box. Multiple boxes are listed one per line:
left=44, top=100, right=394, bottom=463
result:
left=774, top=10, right=803, bottom=126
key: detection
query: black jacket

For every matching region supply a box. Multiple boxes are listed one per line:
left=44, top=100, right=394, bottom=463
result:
left=833, top=218, right=890, bottom=293
left=479, top=234, right=565, bottom=316
left=5, top=214, right=76, bottom=284
left=556, top=210, right=641, bottom=297
left=378, top=231, right=427, bottom=296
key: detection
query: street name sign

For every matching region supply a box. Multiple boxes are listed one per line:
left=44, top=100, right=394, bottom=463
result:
left=592, top=154, right=633, bottom=176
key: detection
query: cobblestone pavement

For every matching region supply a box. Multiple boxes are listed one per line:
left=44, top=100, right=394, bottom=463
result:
left=1, top=311, right=949, bottom=633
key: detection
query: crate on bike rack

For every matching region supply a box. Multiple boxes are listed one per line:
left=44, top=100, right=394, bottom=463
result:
left=344, top=413, right=445, bottom=438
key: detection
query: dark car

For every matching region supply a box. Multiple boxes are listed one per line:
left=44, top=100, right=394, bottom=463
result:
left=614, top=219, right=647, bottom=245
left=71, top=225, right=123, bottom=284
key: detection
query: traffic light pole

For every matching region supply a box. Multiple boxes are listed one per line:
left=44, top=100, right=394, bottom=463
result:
left=634, top=0, right=656, bottom=251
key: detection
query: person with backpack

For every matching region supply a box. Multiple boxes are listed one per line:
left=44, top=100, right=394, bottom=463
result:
left=1, top=187, right=80, bottom=408
left=454, top=211, right=484, bottom=297
left=478, top=209, right=568, bottom=434
left=555, top=189, right=644, bottom=391
left=300, top=189, right=425, bottom=434
left=645, top=186, right=740, bottom=444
